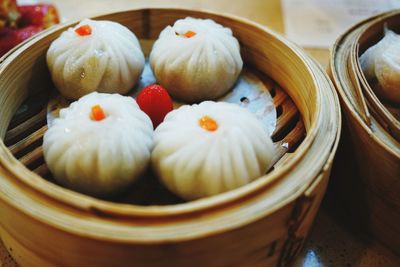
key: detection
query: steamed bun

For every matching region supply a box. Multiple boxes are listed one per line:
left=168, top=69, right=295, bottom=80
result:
left=152, top=101, right=274, bottom=200
left=47, top=19, right=145, bottom=100
left=150, top=17, right=243, bottom=103
left=43, top=92, right=153, bottom=196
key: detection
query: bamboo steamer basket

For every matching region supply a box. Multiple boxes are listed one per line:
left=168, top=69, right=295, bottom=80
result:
left=330, top=10, right=400, bottom=255
left=0, top=8, right=340, bottom=267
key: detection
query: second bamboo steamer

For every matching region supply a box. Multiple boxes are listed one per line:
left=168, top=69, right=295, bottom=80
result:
left=330, top=10, right=400, bottom=255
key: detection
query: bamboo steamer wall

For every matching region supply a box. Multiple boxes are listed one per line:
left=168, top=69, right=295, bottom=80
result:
left=330, top=10, right=400, bottom=255
left=343, top=107, right=400, bottom=251
left=0, top=9, right=340, bottom=266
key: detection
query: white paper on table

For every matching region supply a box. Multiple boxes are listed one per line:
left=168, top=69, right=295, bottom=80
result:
left=282, top=0, right=400, bottom=48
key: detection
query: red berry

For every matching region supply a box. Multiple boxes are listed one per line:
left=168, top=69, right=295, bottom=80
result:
left=136, top=84, right=173, bottom=128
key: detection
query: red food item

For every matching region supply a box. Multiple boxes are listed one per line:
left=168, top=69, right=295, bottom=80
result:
left=91, top=105, right=106, bottom=121
left=0, top=25, right=42, bottom=57
left=0, top=0, right=16, bottom=17
left=136, top=84, right=173, bottom=128
left=0, top=3, right=59, bottom=57
left=199, top=115, right=218, bottom=132
left=184, top=30, right=196, bottom=38
left=18, top=4, right=60, bottom=29
left=75, top=24, right=92, bottom=36
left=0, top=0, right=20, bottom=29
left=0, top=28, right=18, bottom=56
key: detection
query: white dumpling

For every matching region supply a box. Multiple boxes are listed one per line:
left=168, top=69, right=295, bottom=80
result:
left=359, top=29, right=400, bottom=104
left=47, top=19, right=145, bottom=100
left=359, top=44, right=378, bottom=79
left=43, top=92, right=153, bottom=196
left=149, top=17, right=243, bottom=103
left=152, top=101, right=274, bottom=200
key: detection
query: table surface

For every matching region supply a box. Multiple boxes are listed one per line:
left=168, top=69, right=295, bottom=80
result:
left=1, top=0, right=399, bottom=266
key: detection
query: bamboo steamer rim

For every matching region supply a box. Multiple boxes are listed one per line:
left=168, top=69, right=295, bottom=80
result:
left=330, top=9, right=400, bottom=159
left=0, top=7, right=338, bottom=240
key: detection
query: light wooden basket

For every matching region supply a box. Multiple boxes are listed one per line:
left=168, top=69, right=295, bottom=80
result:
left=330, top=10, right=400, bottom=255
left=0, top=8, right=340, bottom=267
